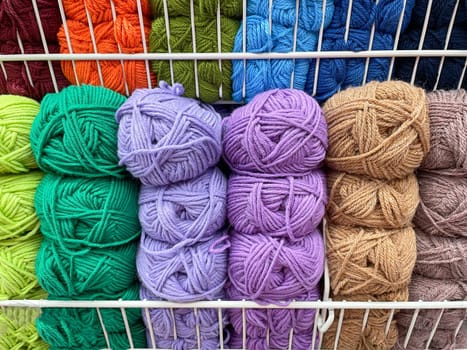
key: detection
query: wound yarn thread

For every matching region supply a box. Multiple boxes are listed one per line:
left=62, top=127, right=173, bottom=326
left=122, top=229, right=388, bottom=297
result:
left=323, top=81, right=430, bottom=180
left=116, top=82, right=223, bottom=186
left=150, top=0, right=242, bottom=18
left=327, top=171, right=419, bottom=229
left=223, top=88, right=328, bottom=175
left=227, top=170, right=327, bottom=240
left=30, top=85, right=127, bottom=178
left=138, top=167, right=227, bottom=245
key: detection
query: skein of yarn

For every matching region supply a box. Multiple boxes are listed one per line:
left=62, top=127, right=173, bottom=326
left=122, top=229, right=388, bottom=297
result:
left=414, top=172, right=467, bottom=238
left=30, top=85, right=127, bottom=178
left=326, top=223, right=416, bottom=296
left=323, top=81, right=430, bottom=179
left=223, top=88, right=328, bottom=175
left=139, top=167, right=227, bottom=245
left=326, top=171, right=419, bottom=228
left=421, top=89, right=467, bottom=173
left=227, top=170, right=327, bottom=240
left=116, top=82, right=223, bottom=186
left=395, top=326, right=467, bottom=350
left=150, top=0, right=242, bottom=18
left=137, top=231, right=227, bottom=302
left=228, top=229, right=324, bottom=302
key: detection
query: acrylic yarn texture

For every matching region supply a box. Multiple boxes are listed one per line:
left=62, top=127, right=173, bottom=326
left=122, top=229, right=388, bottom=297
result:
left=150, top=0, right=242, bottom=18
left=323, top=81, right=430, bottom=180
left=223, top=88, right=328, bottom=175
left=116, top=82, right=223, bottom=186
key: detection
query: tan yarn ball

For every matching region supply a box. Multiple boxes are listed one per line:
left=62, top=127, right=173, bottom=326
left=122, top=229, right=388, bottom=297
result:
left=323, top=81, right=430, bottom=180
left=326, top=223, right=416, bottom=296
left=414, top=172, right=467, bottom=238
left=326, top=171, right=419, bottom=229
left=421, top=89, right=467, bottom=174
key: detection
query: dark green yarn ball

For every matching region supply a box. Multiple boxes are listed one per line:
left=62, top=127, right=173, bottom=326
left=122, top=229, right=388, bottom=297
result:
left=30, top=85, right=127, bottom=178
left=150, top=0, right=242, bottom=18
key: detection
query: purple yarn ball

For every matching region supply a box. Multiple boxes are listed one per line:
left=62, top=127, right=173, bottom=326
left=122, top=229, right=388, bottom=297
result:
left=228, top=229, right=325, bottom=303
left=116, top=81, right=222, bottom=186
left=140, top=287, right=229, bottom=350
left=227, top=284, right=321, bottom=350
left=227, top=170, right=327, bottom=240
left=139, top=167, right=227, bottom=245
left=137, top=231, right=228, bottom=302
left=223, top=89, right=328, bottom=176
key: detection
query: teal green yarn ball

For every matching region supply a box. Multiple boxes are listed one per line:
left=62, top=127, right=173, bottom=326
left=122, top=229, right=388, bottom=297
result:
left=35, top=173, right=141, bottom=249
left=30, top=85, right=127, bottom=178
left=36, top=238, right=137, bottom=297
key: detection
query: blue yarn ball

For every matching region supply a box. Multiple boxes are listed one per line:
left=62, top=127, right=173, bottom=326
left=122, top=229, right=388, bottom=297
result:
left=409, top=0, right=467, bottom=29
left=375, top=0, right=415, bottom=34
left=328, top=0, right=376, bottom=30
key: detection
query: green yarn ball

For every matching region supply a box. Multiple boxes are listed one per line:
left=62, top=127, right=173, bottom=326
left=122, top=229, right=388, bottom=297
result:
left=150, top=0, right=242, bottom=18
left=0, top=171, right=43, bottom=243
left=0, top=307, right=48, bottom=350
left=36, top=238, right=137, bottom=297
left=30, top=85, right=127, bottom=178
left=150, top=16, right=239, bottom=102
left=0, top=95, right=39, bottom=174
left=35, top=174, right=140, bottom=249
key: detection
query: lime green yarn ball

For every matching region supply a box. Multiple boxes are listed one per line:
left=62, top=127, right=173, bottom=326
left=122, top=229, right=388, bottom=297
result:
left=150, top=16, right=239, bottom=102
left=36, top=238, right=137, bottom=297
left=0, top=307, right=48, bottom=350
left=0, top=171, right=43, bottom=243
left=30, top=85, right=127, bottom=178
left=151, top=0, right=242, bottom=18
left=0, top=95, right=40, bottom=174
left=35, top=174, right=140, bottom=249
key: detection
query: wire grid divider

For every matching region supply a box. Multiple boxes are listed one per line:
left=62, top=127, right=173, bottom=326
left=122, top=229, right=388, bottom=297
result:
left=0, top=0, right=466, bottom=101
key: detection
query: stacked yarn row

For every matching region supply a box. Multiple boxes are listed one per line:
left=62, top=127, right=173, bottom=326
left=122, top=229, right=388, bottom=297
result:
left=58, top=0, right=156, bottom=95
left=223, top=88, right=328, bottom=349
left=30, top=85, right=146, bottom=349
left=231, top=0, right=335, bottom=102
left=0, top=0, right=68, bottom=100
left=395, top=0, right=467, bottom=90
left=0, top=95, right=47, bottom=349
left=322, top=81, right=430, bottom=349
left=148, top=0, right=242, bottom=102
left=116, top=81, right=228, bottom=348
left=395, top=90, right=467, bottom=350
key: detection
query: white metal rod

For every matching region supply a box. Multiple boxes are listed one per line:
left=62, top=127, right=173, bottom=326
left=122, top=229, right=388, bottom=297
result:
left=194, top=307, right=201, bottom=350
left=144, top=306, right=157, bottom=349
left=458, top=58, right=467, bottom=89
left=411, top=0, right=434, bottom=84
left=384, top=309, right=395, bottom=336
left=387, top=0, right=407, bottom=79
left=242, top=305, right=246, bottom=349
left=216, top=0, right=223, bottom=100
left=189, top=0, right=200, bottom=99
left=136, top=0, right=153, bottom=89
left=344, top=0, right=354, bottom=43
left=57, top=0, right=80, bottom=85
left=361, top=307, right=370, bottom=332
left=16, top=31, right=35, bottom=87
left=96, top=307, right=111, bottom=349
left=109, top=0, right=129, bottom=96
left=289, top=0, right=300, bottom=88
left=404, top=308, right=420, bottom=348
left=84, top=2, right=104, bottom=87
left=121, top=306, right=135, bottom=349
left=170, top=308, right=177, bottom=340
left=424, top=309, right=444, bottom=350
left=241, top=0, right=247, bottom=100
left=161, top=0, right=174, bottom=85
left=333, top=309, right=345, bottom=350
left=217, top=306, right=224, bottom=350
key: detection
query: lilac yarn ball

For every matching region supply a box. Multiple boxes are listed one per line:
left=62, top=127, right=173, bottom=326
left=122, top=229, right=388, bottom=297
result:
left=140, top=287, right=229, bottom=350
left=228, top=229, right=324, bottom=303
left=139, top=167, right=227, bottom=245
left=223, top=89, right=328, bottom=176
left=227, top=170, right=327, bottom=240
left=137, top=231, right=228, bottom=302
left=116, top=81, right=222, bottom=186
left=227, top=284, right=321, bottom=350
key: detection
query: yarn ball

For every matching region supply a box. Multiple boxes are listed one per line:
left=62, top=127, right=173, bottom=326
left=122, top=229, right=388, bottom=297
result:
left=326, top=171, right=419, bottom=229
left=140, top=286, right=228, bottom=350
left=0, top=41, right=69, bottom=101
left=223, top=89, right=328, bottom=175
left=323, top=81, right=430, bottom=180
left=0, top=95, right=39, bottom=174
left=150, top=0, right=242, bottom=18
left=326, top=223, right=416, bottom=296
left=421, top=89, right=467, bottom=173
left=227, top=170, right=327, bottom=240
left=227, top=284, right=320, bottom=350
left=30, top=84, right=127, bottom=178
left=414, top=172, right=467, bottom=238
left=397, top=275, right=466, bottom=333
left=116, top=82, right=222, bottom=186
left=149, top=16, right=239, bottom=102
left=34, top=174, right=140, bottom=250
left=36, top=238, right=137, bottom=297
left=137, top=231, right=228, bottom=302
left=0, top=308, right=48, bottom=350
left=139, top=167, right=227, bottom=245
left=0, top=171, right=43, bottom=242
left=0, top=235, right=43, bottom=300
left=228, top=229, right=324, bottom=303
left=408, top=0, right=467, bottom=29
left=414, top=227, right=466, bottom=280
left=58, top=15, right=156, bottom=95
left=395, top=326, right=467, bottom=350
